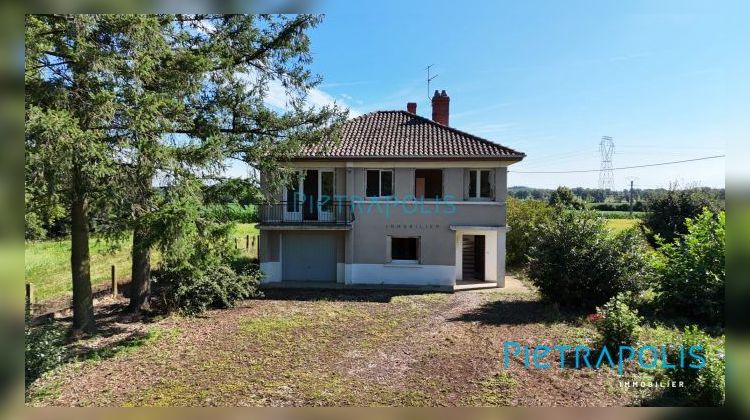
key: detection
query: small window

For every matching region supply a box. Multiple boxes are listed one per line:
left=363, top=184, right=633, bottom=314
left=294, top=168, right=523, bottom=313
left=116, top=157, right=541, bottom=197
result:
left=415, top=169, right=443, bottom=200
left=391, top=237, right=419, bottom=262
left=468, top=169, right=494, bottom=199
left=366, top=169, right=393, bottom=198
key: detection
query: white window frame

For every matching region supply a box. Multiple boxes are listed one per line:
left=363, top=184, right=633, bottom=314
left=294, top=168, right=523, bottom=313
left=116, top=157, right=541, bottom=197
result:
left=318, top=169, right=335, bottom=221
left=468, top=169, right=494, bottom=201
left=386, top=236, right=421, bottom=264
left=365, top=169, right=394, bottom=199
left=283, top=170, right=304, bottom=217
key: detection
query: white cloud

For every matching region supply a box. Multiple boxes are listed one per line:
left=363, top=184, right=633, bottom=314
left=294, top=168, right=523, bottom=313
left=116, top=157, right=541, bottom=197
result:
left=256, top=74, right=361, bottom=117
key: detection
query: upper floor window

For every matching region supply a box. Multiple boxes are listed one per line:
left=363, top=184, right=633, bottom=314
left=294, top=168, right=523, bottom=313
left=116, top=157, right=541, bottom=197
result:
left=366, top=169, right=393, bottom=198
left=415, top=169, right=443, bottom=200
left=468, top=169, right=494, bottom=199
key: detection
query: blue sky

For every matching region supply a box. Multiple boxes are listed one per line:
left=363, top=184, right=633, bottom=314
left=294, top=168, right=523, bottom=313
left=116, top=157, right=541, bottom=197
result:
left=233, top=1, right=746, bottom=189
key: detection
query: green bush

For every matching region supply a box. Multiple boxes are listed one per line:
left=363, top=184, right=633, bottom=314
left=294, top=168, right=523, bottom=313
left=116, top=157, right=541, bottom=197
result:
left=154, top=263, right=263, bottom=315
left=25, top=312, right=66, bottom=387
left=653, top=209, right=725, bottom=326
left=506, top=198, right=554, bottom=267
left=25, top=211, right=47, bottom=240
left=202, top=203, right=258, bottom=223
left=643, top=188, right=721, bottom=245
left=595, top=294, right=642, bottom=349
left=152, top=212, right=263, bottom=315
left=666, top=325, right=725, bottom=406
left=526, top=209, right=653, bottom=309
left=548, top=186, right=585, bottom=209
left=590, top=202, right=645, bottom=212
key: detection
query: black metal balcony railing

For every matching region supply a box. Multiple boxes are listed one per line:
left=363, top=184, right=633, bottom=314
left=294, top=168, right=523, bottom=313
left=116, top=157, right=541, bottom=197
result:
left=259, top=200, right=354, bottom=225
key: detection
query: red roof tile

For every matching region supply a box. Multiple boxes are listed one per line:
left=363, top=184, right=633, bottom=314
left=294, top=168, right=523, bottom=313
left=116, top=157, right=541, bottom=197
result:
left=295, top=111, right=525, bottom=161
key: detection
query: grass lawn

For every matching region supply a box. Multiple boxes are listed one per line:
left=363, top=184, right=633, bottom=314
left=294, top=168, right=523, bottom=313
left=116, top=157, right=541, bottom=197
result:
left=26, top=287, right=681, bottom=407
left=25, top=223, right=258, bottom=302
left=605, top=218, right=641, bottom=234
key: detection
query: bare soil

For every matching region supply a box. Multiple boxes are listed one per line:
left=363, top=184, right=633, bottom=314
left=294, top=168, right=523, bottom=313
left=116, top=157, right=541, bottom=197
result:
left=26, top=287, right=661, bottom=407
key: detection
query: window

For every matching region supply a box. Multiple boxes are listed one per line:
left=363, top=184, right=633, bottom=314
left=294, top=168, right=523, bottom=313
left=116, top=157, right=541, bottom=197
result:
left=366, top=169, right=393, bottom=198
left=414, top=169, right=443, bottom=200
left=286, top=171, right=302, bottom=212
left=390, top=237, right=419, bottom=263
left=468, top=169, right=494, bottom=199
left=320, top=171, right=334, bottom=211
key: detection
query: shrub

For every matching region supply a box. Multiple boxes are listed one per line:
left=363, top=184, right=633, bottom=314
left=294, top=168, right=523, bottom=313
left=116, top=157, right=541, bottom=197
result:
left=202, top=203, right=258, bottom=223
left=643, top=188, right=721, bottom=245
left=548, top=186, right=585, bottom=209
left=154, top=263, right=263, bottom=315
left=526, top=209, right=653, bottom=309
left=506, top=198, right=554, bottom=267
left=590, top=202, right=645, bottom=212
left=25, top=312, right=66, bottom=387
left=153, top=214, right=263, bottom=315
left=652, top=209, right=724, bottom=326
left=595, top=294, right=642, bottom=349
left=25, top=211, right=47, bottom=240
left=666, top=325, right=725, bottom=406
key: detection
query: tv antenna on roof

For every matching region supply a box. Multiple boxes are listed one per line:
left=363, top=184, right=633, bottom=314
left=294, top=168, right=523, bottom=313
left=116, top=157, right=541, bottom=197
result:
left=426, top=64, right=438, bottom=100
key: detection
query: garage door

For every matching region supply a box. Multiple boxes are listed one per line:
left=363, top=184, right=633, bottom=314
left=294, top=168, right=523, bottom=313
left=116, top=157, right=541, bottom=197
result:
left=282, top=232, right=337, bottom=282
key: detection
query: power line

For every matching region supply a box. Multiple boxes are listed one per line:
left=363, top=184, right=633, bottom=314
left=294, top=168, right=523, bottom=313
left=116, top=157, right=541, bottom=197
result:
left=510, top=154, right=725, bottom=174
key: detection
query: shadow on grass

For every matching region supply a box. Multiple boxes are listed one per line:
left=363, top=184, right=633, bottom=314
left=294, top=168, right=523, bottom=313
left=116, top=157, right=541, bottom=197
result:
left=447, top=297, right=582, bottom=326
left=260, top=288, right=449, bottom=304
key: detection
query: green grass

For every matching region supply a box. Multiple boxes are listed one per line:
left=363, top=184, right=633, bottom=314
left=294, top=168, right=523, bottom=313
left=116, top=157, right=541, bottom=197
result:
left=598, top=210, right=646, bottom=219
left=25, top=237, right=134, bottom=302
left=25, top=223, right=258, bottom=302
left=606, top=218, right=640, bottom=234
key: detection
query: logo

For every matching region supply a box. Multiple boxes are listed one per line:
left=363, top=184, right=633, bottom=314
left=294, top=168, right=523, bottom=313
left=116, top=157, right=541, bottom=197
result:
left=502, top=341, right=706, bottom=376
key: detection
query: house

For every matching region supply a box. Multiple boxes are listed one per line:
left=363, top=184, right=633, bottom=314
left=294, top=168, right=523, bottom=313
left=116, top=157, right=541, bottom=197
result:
left=258, top=90, right=525, bottom=290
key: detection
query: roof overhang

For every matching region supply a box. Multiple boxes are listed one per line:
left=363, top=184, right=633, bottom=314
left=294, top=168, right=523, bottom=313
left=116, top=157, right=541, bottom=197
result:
left=289, top=155, right=525, bottom=162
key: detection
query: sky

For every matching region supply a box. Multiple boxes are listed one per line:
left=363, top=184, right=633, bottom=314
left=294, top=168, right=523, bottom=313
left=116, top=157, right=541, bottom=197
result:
left=229, top=1, right=748, bottom=189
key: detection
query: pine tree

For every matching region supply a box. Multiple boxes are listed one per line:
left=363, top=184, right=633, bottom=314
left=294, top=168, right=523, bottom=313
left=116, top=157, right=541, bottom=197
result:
left=25, top=14, right=348, bottom=325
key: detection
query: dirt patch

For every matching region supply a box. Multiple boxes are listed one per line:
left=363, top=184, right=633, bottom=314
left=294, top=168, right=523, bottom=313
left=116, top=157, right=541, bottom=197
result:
left=27, top=288, right=662, bottom=406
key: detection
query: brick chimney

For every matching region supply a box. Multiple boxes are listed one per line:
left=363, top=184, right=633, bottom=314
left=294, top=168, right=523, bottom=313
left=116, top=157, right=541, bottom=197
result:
left=431, top=89, right=450, bottom=125
left=406, top=102, right=417, bottom=114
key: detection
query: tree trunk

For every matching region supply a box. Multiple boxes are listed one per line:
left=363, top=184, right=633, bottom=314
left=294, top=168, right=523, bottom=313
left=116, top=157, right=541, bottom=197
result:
left=129, top=221, right=151, bottom=313
left=70, top=165, right=96, bottom=336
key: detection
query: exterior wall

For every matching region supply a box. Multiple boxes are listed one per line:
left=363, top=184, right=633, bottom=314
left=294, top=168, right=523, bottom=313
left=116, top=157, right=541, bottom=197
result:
left=259, top=230, right=281, bottom=282
left=260, top=161, right=512, bottom=287
left=260, top=230, right=344, bottom=284
left=350, top=202, right=504, bottom=265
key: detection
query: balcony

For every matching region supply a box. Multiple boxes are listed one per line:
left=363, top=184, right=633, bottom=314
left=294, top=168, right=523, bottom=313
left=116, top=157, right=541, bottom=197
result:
left=259, top=200, right=354, bottom=228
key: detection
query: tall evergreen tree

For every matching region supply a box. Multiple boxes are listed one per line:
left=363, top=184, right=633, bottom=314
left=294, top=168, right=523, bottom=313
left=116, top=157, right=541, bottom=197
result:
left=26, top=14, right=348, bottom=326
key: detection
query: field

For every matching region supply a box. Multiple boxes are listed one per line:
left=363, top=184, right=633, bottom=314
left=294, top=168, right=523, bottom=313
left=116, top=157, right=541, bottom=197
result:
left=25, top=224, right=259, bottom=302
left=605, top=218, right=641, bottom=234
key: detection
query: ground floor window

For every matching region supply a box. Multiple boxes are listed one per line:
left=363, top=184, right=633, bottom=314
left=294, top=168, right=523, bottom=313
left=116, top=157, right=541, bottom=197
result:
left=390, top=236, right=420, bottom=263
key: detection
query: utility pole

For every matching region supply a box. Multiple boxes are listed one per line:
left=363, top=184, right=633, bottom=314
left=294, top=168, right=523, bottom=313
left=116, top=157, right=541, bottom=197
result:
left=629, top=180, right=634, bottom=217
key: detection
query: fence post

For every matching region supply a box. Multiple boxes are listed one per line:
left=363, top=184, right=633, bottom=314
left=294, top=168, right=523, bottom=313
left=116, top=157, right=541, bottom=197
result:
left=256, top=235, right=260, bottom=258
left=111, top=265, right=118, bottom=297
left=246, top=234, right=250, bottom=250
left=26, top=283, right=35, bottom=314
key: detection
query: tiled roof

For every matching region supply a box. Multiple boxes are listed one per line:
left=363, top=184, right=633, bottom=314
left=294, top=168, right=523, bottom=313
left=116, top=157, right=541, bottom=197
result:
left=295, top=111, right=525, bottom=160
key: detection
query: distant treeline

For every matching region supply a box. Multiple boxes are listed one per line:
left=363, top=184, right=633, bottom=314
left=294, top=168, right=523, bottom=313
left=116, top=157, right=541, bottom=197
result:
left=509, top=185, right=725, bottom=205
